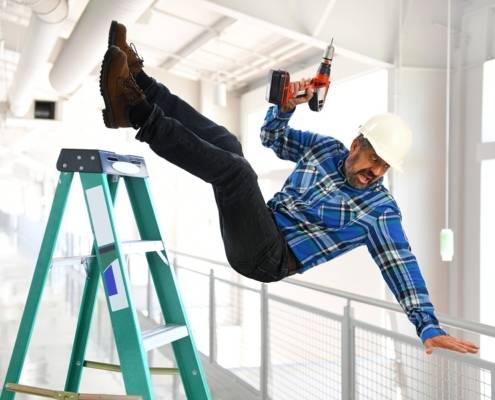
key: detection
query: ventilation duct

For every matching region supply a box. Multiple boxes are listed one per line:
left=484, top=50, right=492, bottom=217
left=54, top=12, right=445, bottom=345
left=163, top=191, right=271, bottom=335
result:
left=49, top=0, right=153, bottom=95
left=8, top=0, right=68, bottom=117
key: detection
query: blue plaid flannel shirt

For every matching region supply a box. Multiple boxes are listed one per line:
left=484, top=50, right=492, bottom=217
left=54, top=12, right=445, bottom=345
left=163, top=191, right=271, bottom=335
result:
left=260, top=105, right=447, bottom=343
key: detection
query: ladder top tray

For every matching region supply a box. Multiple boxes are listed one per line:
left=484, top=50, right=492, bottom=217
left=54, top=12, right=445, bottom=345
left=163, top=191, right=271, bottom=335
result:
left=57, top=148, right=148, bottom=177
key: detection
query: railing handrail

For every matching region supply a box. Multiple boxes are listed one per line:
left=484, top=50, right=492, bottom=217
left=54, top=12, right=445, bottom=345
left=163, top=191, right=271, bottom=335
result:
left=169, top=249, right=495, bottom=338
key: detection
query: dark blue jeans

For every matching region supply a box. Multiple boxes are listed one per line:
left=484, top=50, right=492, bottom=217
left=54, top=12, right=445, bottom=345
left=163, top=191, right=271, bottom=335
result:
left=135, top=77, right=299, bottom=282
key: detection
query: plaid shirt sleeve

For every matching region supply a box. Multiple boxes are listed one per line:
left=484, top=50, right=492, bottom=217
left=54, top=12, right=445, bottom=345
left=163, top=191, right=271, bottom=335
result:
left=260, top=105, right=328, bottom=162
left=365, top=208, right=448, bottom=343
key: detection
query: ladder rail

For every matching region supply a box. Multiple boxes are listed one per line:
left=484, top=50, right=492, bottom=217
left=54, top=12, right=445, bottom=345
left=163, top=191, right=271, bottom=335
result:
left=124, top=176, right=212, bottom=400
left=0, top=172, right=74, bottom=400
left=80, top=173, right=154, bottom=399
left=65, top=175, right=121, bottom=392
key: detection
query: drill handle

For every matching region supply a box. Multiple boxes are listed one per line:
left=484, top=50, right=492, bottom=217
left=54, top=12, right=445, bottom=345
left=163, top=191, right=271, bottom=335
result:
left=291, top=80, right=313, bottom=99
left=294, top=88, right=309, bottom=98
left=308, top=82, right=330, bottom=112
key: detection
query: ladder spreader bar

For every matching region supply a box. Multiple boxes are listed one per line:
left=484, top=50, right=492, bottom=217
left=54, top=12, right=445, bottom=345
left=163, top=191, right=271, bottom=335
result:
left=5, top=383, right=143, bottom=400
left=83, top=361, right=179, bottom=375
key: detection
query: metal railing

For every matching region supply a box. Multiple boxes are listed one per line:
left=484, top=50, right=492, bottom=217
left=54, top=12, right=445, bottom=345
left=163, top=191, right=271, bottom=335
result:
left=164, top=250, right=495, bottom=400
left=52, top=233, right=495, bottom=400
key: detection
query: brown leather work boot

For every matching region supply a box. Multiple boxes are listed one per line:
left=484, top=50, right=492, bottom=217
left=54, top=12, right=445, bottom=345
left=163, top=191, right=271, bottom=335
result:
left=108, top=20, right=143, bottom=76
left=99, top=45, right=146, bottom=128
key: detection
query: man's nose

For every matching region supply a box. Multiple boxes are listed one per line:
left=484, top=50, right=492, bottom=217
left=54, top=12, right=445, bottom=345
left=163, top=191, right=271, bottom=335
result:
left=371, top=165, right=385, bottom=177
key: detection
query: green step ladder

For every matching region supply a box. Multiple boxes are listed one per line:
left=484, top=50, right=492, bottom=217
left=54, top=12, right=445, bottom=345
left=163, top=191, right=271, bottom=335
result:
left=1, top=148, right=211, bottom=400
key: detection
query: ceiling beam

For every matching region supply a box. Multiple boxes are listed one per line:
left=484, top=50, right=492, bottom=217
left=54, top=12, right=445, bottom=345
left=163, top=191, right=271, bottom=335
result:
left=196, top=0, right=394, bottom=68
left=312, top=0, right=338, bottom=37
left=160, top=16, right=236, bottom=70
left=152, top=8, right=282, bottom=64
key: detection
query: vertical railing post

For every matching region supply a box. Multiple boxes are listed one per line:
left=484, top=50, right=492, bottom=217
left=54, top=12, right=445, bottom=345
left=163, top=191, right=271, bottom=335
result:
left=491, top=369, right=495, bottom=400
left=173, top=255, right=178, bottom=277
left=146, top=269, right=153, bottom=319
left=125, top=255, right=131, bottom=279
left=342, top=300, right=355, bottom=400
left=209, top=269, right=217, bottom=364
left=260, top=283, right=270, bottom=400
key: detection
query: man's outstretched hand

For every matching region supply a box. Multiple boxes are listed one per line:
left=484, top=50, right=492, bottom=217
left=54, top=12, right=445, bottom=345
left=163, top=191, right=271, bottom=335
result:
left=424, top=334, right=479, bottom=355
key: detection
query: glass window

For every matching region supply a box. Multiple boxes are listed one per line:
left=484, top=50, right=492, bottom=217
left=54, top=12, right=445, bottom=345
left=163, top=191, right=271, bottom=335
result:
left=480, top=159, right=495, bottom=358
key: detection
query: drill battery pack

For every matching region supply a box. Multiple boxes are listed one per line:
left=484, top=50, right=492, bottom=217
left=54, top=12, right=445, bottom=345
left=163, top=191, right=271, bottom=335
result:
left=265, top=70, right=291, bottom=106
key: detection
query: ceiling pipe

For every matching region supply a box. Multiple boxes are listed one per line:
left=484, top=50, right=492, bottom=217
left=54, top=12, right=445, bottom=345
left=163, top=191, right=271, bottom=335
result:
left=49, top=0, right=153, bottom=95
left=7, top=0, right=68, bottom=117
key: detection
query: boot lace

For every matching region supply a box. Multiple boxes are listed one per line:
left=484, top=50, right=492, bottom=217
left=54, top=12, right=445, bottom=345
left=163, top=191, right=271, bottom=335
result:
left=120, top=75, right=144, bottom=105
left=127, top=42, right=144, bottom=67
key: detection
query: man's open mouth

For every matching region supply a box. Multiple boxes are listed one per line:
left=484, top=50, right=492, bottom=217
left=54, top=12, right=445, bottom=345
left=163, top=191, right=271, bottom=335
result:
left=357, top=172, right=372, bottom=185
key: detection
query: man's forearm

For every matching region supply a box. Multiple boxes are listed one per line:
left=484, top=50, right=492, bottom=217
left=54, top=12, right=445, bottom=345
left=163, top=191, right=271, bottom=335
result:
left=367, top=208, right=447, bottom=342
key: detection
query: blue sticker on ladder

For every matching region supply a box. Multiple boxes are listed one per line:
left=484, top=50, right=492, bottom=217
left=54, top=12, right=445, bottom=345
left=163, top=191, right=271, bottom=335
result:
left=103, top=260, right=129, bottom=311
left=103, top=264, right=118, bottom=296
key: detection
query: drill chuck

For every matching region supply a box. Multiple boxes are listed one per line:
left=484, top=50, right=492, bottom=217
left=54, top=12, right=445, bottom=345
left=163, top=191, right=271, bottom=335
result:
left=323, top=43, right=334, bottom=61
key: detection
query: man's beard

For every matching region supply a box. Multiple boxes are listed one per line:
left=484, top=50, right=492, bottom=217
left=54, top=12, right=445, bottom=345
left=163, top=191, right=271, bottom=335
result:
left=345, top=157, right=378, bottom=189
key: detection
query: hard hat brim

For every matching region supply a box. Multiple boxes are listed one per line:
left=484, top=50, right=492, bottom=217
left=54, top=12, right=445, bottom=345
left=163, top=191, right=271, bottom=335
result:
left=363, top=135, right=404, bottom=173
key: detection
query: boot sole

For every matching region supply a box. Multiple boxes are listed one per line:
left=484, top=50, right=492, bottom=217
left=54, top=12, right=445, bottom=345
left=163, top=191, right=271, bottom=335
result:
left=99, top=46, right=120, bottom=129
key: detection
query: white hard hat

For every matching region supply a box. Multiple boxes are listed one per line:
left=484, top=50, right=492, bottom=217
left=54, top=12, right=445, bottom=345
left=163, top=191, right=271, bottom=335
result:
left=358, top=113, right=412, bottom=173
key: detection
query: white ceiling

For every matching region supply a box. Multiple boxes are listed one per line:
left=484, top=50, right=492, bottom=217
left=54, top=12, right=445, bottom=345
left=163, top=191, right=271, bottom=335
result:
left=0, top=0, right=487, bottom=186
left=0, top=0, right=463, bottom=104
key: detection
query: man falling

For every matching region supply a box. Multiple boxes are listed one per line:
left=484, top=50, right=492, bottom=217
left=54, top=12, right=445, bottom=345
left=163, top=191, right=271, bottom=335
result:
left=99, top=21, right=478, bottom=355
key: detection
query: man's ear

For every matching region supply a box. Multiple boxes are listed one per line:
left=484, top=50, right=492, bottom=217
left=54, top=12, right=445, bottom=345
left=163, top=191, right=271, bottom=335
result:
left=350, top=138, right=359, bottom=153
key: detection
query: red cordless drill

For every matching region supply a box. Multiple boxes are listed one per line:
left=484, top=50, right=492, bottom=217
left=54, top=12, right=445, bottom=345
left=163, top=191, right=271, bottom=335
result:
left=266, top=39, right=335, bottom=112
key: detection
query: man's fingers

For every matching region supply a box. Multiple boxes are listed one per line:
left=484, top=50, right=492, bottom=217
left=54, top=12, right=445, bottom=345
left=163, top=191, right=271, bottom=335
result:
left=285, top=78, right=313, bottom=109
left=452, top=344, right=468, bottom=353
left=460, top=339, right=479, bottom=349
left=424, top=340, right=433, bottom=355
left=461, top=342, right=479, bottom=353
left=445, top=337, right=478, bottom=353
left=439, top=341, right=465, bottom=353
left=305, top=86, right=314, bottom=100
left=425, top=335, right=480, bottom=356
left=293, top=81, right=300, bottom=94
left=441, top=337, right=479, bottom=353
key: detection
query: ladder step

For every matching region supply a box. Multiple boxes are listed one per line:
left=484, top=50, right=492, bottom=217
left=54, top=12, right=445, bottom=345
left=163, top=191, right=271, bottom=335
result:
left=120, top=240, right=164, bottom=254
left=142, top=324, right=189, bottom=351
left=51, top=240, right=164, bottom=267
left=6, top=382, right=143, bottom=399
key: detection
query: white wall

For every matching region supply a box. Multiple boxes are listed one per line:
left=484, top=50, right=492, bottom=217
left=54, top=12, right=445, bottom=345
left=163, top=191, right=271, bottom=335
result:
left=393, top=68, right=448, bottom=335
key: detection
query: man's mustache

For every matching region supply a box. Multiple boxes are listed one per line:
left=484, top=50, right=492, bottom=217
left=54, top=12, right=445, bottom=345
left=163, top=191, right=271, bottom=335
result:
left=356, top=169, right=376, bottom=180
